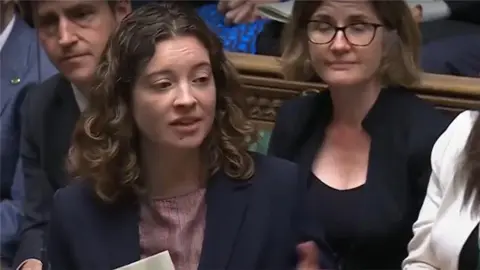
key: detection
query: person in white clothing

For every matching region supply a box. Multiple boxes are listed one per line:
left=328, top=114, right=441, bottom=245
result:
left=403, top=110, right=480, bottom=269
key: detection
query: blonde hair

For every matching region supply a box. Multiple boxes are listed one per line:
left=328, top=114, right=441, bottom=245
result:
left=281, top=0, right=421, bottom=86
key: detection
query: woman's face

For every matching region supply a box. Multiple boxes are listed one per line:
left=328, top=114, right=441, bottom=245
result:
left=132, top=36, right=216, bottom=149
left=307, top=0, right=385, bottom=87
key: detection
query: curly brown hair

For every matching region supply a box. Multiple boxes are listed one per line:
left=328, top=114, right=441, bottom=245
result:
left=281, top=0, right=421, bottom=86
left=67, top=2, right=258, bottom=203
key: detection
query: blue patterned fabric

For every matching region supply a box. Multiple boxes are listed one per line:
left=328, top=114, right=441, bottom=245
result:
left=196, top=4, right=269, bottom=54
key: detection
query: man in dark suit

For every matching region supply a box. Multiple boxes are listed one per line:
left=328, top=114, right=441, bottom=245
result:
left=0, top=0, right=56, bottom=268
left=414, top=0, right=480, bottom=77
left=13, top=1, right=132, bottom=269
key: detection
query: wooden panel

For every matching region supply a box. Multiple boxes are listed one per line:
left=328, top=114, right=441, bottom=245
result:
left=227, top=52, right=284, bottom=78
left=227, top=52, right=480, bottom=97
left=226, top=52, right=480, bottom=124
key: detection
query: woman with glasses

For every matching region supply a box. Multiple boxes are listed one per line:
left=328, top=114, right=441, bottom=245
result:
left=268, top=0, right=452, bottom=269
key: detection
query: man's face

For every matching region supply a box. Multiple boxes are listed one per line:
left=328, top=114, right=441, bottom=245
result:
left=34, top=0, right=131, bottom=89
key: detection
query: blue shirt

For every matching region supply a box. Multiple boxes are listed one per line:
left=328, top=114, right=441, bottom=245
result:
left=196, top=4, right=269, bottom=54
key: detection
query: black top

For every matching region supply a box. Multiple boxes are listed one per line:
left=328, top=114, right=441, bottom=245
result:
left=307, top=175, right=366, bottom=257
left=268, top=88, right=452, bottom=269
left=459, top=225, right=479, bottom=270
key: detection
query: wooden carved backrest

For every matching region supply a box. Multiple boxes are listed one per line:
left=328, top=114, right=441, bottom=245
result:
left=227, top=52, right=480, bottom=131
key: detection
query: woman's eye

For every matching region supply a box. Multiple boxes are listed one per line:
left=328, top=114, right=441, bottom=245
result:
left=317, top=23, right=332, bottom=31
left=193, top=76, right=210, bottom=84
left=350, top=23, right=368, bottom=31
left=154, top=81, right=172, bottom=89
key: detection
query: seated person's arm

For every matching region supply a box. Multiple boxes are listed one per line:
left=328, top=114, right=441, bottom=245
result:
left=408, top=102, right=451, bottom=211
left=412, top=1, right=450, bottom=22
left=267, top=96, right=314, bottom=160
left=0, top=162, right=24, bottom=258
left=403, top=158, right=442, bottom=269
left=444, top=0, right=480, bottom=24
left=416, top=0, right=480, bottom=23
left=46, top=191, right=74, bottom=270
left=0, top=83, right=33, bottom=261
left=217, top=0, right=280, bottom=24
left=14, top=91, right=54, bottom=270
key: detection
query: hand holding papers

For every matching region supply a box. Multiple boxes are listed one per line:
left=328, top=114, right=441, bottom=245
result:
left=115, top=251, right=175, bottom=270
left=256, top=0, right=450, bottom=24
left=256, top=0, right=294, bottom=23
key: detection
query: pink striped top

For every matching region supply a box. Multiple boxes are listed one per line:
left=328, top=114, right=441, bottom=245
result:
left=139, top=188, right=206, bottom=270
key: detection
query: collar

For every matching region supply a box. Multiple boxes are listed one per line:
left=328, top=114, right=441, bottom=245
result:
left=0, top=14, right=16, bottom=53
left=71, top=83, right=88, bottom=112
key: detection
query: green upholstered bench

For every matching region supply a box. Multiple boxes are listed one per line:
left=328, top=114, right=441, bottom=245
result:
left=249, top=130, right=272, bottom=154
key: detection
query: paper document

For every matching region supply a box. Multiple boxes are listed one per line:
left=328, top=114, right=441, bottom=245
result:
left=257, top=0, right=449, bottom=23
left=115, top=251, right=175, bottom=270
left=257, top=0, right=294, bottom=23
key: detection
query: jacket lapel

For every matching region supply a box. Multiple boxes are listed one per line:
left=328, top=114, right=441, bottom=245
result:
left=103, top=200, right=141, bottom=269
left=0, top=18, right=35, bottom=116
left=295, top=93, right=332, bottom=185
left=45, top=77, right=80, bottom=188
left=198, top=170, right=252, bottom=270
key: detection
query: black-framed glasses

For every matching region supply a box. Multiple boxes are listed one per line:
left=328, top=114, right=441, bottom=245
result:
left=307, top=21, right=383, bottom=46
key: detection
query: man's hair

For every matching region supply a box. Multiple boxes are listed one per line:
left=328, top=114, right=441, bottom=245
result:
left=18, top=1, right=119, bottom=27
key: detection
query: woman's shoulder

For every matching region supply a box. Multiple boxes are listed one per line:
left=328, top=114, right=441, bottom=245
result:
left=271, top=92, right=328, bottom=146
left=252, top=152, right=298, bottom=173
left=54, top=180, right=94, bottom=206
left=276, top=92, right=326, bottom=120
left=432, top=110, right=478, bottom=160
left=383, top=86, right=444, bottom=116
left=431, top=110, right=479, bottom=184
left=250, top=152, right=304, bottom=203
left=251, top=153, right=300, bottom=186
left=52, top=180, right=119, bottom=220
left=383, top=86, right=453, bottom=142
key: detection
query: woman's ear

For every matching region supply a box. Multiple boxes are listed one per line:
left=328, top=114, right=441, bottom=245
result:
left=114, top=0, right=132, bottom=23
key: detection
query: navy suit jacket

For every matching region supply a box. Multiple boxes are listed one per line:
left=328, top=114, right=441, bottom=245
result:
left=445, top=0, right=480, bottom=25
left=0, top=17, right=56, bottom=260
left=47, top=154, right=307, bottom=270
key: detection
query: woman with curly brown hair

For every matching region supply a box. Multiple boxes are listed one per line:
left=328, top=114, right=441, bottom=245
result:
left=44, top=2, right=319, bottom=270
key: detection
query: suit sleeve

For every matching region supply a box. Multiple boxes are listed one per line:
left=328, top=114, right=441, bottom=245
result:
left=403, top=111, right=472, bottom=269
left=445, top=0, right=480, bottom=24
left=0, top=161, right=25, bottom=252
left=13, top=90, right=55, bottom=267
left=403, top=152, right=443, bottom=269
left=0, top=84, right=32, bottom=257
left=408, top=102, right=451, bottom=211
left=47, top=191, right=75, bottom=270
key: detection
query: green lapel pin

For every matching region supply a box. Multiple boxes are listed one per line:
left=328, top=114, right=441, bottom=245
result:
left=10, top=77, right=21, bottom=85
